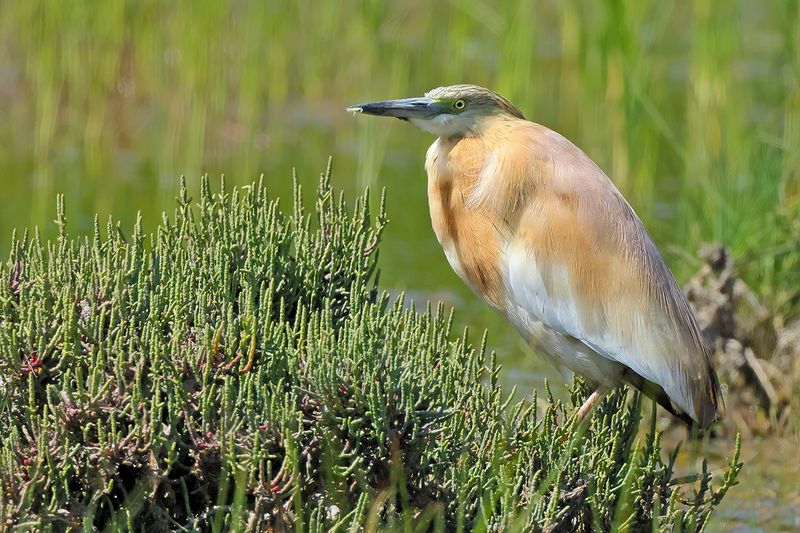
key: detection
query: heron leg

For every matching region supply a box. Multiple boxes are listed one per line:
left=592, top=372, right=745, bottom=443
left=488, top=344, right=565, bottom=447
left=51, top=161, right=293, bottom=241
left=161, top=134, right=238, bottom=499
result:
left=576, top=390, right=604, bottom=421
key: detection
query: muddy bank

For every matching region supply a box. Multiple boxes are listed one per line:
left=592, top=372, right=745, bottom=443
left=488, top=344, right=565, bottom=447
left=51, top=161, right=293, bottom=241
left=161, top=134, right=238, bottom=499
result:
left=685, top=245, right=798, bottom=436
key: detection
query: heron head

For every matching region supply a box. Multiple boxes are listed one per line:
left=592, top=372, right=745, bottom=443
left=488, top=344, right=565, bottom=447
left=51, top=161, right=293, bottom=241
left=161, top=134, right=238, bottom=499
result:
left=347, top=84, right=524, bottom=138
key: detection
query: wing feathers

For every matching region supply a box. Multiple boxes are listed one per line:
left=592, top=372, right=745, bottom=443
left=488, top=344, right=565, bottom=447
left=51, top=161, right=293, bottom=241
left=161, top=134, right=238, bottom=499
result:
left=498, top=122, right=721, bottom=427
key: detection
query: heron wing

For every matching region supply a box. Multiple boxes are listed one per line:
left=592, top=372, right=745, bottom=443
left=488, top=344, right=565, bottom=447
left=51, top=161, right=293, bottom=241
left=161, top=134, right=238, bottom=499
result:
left=495, top=123, right=719, bottom=426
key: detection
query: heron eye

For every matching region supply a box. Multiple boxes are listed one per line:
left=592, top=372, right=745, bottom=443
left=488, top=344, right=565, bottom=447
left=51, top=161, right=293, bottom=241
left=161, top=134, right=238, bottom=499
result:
left=454, top=99, right=466, bottom=110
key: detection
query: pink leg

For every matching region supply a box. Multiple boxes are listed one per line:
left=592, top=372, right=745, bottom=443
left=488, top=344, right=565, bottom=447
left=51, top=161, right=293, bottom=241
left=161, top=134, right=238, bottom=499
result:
left=576, top=390, right=603, bottom=421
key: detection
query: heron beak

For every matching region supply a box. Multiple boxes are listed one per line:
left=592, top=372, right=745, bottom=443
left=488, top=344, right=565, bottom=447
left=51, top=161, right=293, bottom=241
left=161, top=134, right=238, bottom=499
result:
left=347, top=97, right=444, bottom=119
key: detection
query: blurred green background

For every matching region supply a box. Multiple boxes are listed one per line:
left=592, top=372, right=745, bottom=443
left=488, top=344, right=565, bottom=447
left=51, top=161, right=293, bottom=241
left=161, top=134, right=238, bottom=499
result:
left=0, top=0, right=798, bottom=530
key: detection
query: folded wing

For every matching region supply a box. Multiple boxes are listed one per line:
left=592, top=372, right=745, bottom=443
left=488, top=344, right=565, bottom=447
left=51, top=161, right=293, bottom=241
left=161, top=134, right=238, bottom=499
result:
left=498, top=124, right=720, bottom=427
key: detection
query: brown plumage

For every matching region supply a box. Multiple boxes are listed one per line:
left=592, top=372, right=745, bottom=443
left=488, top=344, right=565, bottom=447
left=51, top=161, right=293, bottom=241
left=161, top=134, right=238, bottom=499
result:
left=349, top=84, right=721, bottom=428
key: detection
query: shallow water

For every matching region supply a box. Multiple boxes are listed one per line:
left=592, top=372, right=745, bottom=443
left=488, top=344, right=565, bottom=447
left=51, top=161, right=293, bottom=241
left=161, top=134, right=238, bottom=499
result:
left=703, top=437, right=799, bottom=532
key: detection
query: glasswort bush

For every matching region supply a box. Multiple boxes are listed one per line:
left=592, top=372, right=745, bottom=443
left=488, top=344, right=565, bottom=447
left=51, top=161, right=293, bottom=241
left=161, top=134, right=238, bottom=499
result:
left=0, top=162, right=740, bottom=531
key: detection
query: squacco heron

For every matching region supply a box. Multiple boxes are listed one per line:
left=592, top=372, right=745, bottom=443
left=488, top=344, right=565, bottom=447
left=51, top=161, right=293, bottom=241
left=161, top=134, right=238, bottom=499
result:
left=348, top=84, right=721, bottom=428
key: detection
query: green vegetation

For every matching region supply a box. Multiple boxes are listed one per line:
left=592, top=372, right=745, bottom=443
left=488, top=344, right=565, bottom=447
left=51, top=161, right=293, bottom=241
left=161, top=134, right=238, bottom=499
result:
left=0, top=173, right=741, bottom=531
left=0, top=0, right=796, bottom=528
